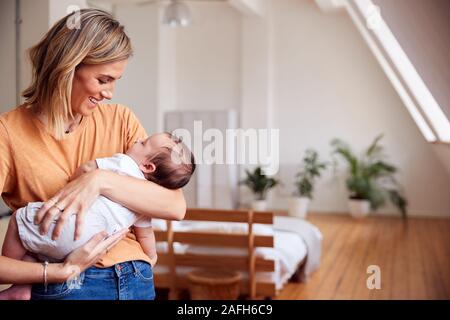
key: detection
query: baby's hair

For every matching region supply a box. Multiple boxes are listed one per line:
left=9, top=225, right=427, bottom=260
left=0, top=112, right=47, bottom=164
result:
left=144, top=133, right=196, bottom=189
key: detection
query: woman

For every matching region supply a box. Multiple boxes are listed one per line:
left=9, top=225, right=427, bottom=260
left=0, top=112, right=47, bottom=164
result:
left=0, top=9, right=185, bottom=300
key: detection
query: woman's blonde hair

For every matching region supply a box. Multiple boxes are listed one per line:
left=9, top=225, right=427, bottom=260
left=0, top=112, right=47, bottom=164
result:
left=23, top=8, right=132, bottom=139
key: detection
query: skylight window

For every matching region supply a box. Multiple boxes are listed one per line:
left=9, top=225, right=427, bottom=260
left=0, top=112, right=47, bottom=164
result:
left=346, top=0, right=450, bottom=143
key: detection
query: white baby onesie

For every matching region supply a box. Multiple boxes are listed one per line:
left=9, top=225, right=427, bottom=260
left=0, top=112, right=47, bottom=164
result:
left=15, top=154, right=152, bottom=262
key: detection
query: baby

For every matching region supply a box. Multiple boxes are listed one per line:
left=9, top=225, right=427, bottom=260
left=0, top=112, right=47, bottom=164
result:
left=0, top=132, right=195, bottom=299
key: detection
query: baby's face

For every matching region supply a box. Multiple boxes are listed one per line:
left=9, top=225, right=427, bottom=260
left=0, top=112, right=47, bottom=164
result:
left=126, top=133, right=174, bottom=166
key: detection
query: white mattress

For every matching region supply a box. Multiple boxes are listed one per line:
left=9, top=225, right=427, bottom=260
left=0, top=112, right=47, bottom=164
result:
left=153, top=219, right=307, bottom=290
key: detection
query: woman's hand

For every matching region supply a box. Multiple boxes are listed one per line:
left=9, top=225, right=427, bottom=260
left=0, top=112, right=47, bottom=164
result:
left=34, top=170, right=102, bottom=241
left=55, top=229, right=128, bottom=282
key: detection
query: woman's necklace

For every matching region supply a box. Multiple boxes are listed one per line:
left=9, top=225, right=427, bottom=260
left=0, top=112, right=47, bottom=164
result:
left=65, top=115, right=83, bottom=134
left=32, top=107, right=83, bottom=134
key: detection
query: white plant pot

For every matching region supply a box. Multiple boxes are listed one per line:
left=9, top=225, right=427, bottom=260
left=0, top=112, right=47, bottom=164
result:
left=348, top=199, right=370, bottom=218
left=252, top=200, right=267, bottom=211
left=288, top=197, right=310, bottom=219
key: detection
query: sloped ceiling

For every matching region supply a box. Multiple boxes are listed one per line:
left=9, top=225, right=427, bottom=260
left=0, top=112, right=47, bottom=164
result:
left=372, top=0, right=450, bottom=122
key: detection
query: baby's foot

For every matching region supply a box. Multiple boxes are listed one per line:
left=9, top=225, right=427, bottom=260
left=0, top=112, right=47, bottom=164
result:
left=0, top=284, right=32, bottom=300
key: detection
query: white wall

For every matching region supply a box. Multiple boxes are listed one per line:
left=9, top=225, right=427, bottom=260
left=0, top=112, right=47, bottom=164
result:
left=3, top=0, right=449, bottom=217
left=112, top=4, right=159, bottom=134
left=268, top=0, right=450, bottom=217
left=175, top=2, right=241, bottom=112
left=20, top=0, right=49, bottom=101
left=0, top=0, right=16, bottom=214
left=0, top=0, right=15, bottom=214
left=0, top=0, right=86, bottom=213
left=156, top=9, right=177, bottom=132
left=240, top=12, right=272, bottom=130
left=0, top=0, right=16, bottom=113
left=0, top=0, right=49, bottom=214
left=113, top=0, right=450, bottom=217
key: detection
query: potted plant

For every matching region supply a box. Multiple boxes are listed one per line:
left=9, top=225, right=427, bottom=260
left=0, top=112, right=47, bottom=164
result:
left=331, top=134, right=407, bottom=219
left=240, top=166, right=279, bottom=211
left=289, top=149, right=327, bottom=218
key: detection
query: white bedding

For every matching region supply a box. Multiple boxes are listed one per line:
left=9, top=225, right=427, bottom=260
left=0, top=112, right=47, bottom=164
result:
left=152, top=216, right=321, bottom=290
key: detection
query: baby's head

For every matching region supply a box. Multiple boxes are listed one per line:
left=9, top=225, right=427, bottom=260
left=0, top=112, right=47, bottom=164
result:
left=126, top=132, right=195, bottom=189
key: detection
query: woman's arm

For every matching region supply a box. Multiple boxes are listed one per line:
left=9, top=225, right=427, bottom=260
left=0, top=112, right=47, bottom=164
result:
left=0, top=229, right=127, bottom=284
left=71, top=162, right=186, bottom=220
left=98, top=169, right=186, bottom=220
left=0, top=256, right=66, bottom=284
left=35, top=169, right=186, bottom=240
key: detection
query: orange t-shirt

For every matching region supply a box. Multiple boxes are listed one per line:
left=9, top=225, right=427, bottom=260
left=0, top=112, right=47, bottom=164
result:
left=0, top=103, right=152, bottom=267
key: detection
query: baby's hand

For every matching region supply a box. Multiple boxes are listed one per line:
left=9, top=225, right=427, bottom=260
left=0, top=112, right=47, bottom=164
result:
left=70, top=160, right=98, bottom=181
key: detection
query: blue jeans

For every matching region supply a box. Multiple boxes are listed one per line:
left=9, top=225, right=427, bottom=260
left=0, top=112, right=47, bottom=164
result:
left=31, top=261, right=155, bottom=300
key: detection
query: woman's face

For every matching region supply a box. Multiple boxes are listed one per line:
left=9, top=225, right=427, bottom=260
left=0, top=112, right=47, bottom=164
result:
left=71, top=60, right=128, bottom=116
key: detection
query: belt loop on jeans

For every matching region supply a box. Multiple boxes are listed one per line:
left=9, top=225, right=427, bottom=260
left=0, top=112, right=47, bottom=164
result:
left=130, top=261, right=139, bottom=276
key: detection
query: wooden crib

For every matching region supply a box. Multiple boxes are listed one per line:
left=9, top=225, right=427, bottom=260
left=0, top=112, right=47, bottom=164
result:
left=153, top=208, right=280, bottom=299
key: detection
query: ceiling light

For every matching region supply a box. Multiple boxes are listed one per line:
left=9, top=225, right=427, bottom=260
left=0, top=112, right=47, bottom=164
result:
left=162, top=0, right=192, bottom=27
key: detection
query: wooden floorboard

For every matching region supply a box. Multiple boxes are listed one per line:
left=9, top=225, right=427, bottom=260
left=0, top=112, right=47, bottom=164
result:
left=276, top=214, right=450, bottom=300
left=1, top=213, right=449, bottom=299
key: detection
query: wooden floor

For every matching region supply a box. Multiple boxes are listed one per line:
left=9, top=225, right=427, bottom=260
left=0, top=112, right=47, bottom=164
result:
left=1, top=214, right=449, bottom=299
left=275, top=213, right=450, bottom=300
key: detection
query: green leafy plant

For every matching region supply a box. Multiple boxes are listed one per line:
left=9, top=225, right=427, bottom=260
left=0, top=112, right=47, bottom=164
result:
left=331, top=134, right=407, bottom=218
left=240, top=166, right=280, bottom=200
left=294, top=149, right=327, bottom=199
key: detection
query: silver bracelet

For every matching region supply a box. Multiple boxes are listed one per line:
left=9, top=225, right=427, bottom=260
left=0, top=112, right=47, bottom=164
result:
left=42, top=261, right=49, bottom=293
